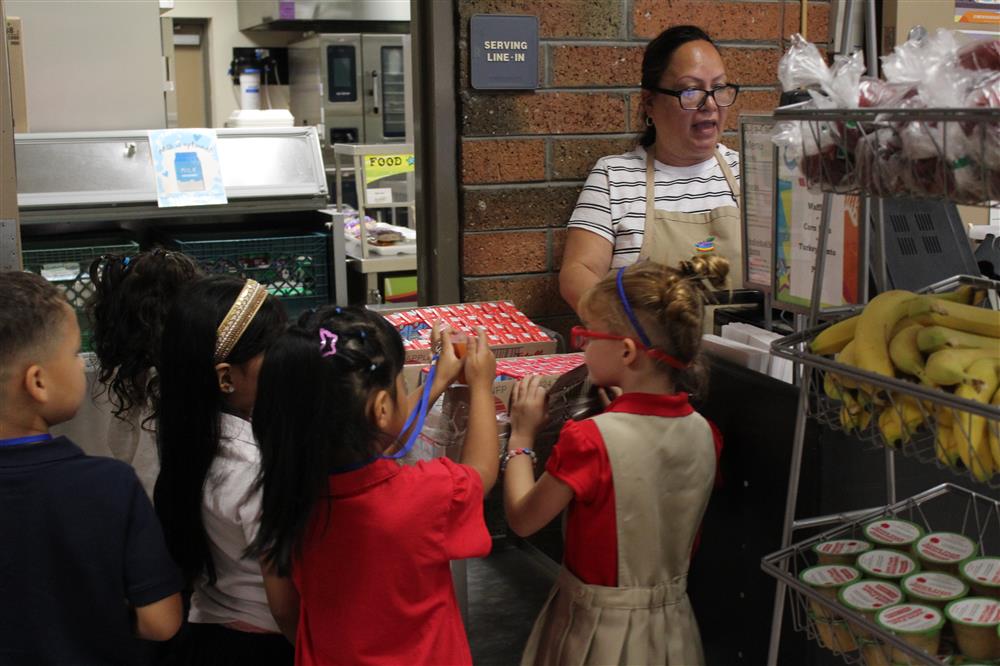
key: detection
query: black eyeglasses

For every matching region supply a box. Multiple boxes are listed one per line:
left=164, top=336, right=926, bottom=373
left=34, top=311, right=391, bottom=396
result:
left=646, top=83, right=740, bottom=110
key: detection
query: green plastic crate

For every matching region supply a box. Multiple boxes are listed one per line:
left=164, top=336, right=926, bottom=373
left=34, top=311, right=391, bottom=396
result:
left=22, top=239, right=140, bottom=352
left=172, top=232, right=329, bottom=316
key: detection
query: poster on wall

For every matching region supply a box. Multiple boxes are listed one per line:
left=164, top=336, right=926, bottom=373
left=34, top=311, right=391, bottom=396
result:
left=955, top=0, right=1000, bottom=24
left=773, top=146, right=862, bottom=312
left=148, top=129, right=227, bottom=208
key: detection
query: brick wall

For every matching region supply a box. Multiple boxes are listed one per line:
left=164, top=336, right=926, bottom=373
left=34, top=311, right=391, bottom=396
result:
left=456, top=0, right=831, bottom=337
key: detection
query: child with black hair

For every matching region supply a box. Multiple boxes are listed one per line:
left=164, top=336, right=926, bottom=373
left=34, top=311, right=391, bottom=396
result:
left=153, top=275, right=292, bottom=665
left=0, top=271, right=182, bottom=664
left=505, top=257, right=729, bottom=666
left=248, top=306, right=500, bottom=666
left=73, top=249, right=202, bottom=494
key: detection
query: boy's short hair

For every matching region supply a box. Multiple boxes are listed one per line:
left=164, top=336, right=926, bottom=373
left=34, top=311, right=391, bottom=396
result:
left=0, top=271, right=70, bottom=385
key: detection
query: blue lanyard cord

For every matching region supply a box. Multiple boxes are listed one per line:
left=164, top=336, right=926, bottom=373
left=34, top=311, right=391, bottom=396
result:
left=383, top=355, right=438, bottom=461
left=0, top=434, right=53, bottom=448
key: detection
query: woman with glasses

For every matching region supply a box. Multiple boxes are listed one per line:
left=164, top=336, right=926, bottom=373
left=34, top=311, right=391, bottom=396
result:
left=559, top=25, right=742, bottom=312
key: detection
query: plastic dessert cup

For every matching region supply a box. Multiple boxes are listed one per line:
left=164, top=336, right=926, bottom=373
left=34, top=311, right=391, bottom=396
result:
left=945, top=597, right=1000, bottom=661
left=799, top=565, right=862, bottom=619
left=961, top=557, right=1000, bottom=599
left=875, top=603, right=944, bottom=663
left=814, top=538, right=874, bottom=566
left=857, top=549, right=921, bottom=582
left=902, top=572, right=968, bottom=610
left=913, top=532, right=978, bottom=574
left=864, top=519, right=925, bottom=552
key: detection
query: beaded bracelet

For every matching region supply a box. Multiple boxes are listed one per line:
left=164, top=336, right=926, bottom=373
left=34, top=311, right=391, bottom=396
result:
left=500, top=447, right=537, bottom=472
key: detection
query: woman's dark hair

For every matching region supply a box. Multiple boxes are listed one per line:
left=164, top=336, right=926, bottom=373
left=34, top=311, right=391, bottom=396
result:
left=88, top=249, right=202, bottom=419
left=247, top=305, right=405, bottom=575
left=639, top=25, right=718, bottom=147
left=154, top=275, right=287, bottom=586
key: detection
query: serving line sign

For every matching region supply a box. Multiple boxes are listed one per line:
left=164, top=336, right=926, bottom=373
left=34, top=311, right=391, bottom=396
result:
left=470, top=15, right=539, bottom=90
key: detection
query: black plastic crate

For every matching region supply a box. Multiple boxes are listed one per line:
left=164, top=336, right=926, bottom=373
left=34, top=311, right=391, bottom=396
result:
left=22, top=239, right=140, bottom=352
left=171, top=232, right=329, bottom=316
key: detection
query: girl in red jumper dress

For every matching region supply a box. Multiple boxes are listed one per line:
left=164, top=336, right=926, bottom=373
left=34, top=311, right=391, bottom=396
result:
left=248, top=306, right=499, bottom=666
left=504, top=257, right=728, bottom=666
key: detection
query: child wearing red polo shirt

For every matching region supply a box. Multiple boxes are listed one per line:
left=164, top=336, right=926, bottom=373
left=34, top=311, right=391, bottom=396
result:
left=504, top=258, right=728, bottom=666
left=248, top=306, right=499, bottom=666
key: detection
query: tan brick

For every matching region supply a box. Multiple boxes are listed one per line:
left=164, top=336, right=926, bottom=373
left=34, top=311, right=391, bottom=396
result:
left=724, top=88, right=781, bottom=131
left=551, top=228, right=568, bottom=270
left=633, top=0, right=783, bottom=42
left=784, top=1, right=831, bottom=44
left=629, top=91, right=644, bottom=132
left=463, top=274, right=573, bottom=318
left=462, top=186, right=581, bottom=231
left=551, top=45, right=644, bottom=87
left=463, top=231, right=549, bottom=276
left=462, top=139, right=546, bottom=184
left=719, top=47, right=782, bottom=87
left=551, top=136, right=637, bottom=180
left=458, top=0, right=622, bottom=40
left=463, top=91, right=629, bottom=136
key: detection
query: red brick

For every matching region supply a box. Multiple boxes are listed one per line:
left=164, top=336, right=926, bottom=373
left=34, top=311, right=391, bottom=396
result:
left=462, top=186, right=581, bottom=231
left=462, top=139, right=545, bottom=184
left=551, top=45, right=644, bottom=87
left=629, top=91, right=644, bottom=132
left=551, top=228, right=568, bottom=270
left=633, top=0, right=784, bottom=42
left=463, top=231, right=549, bottom=276
left=784, top=1, right=831, bottom=44
left=551, top=136, right=637, bottom=180
left=719, top=47, right=782, bottom=87
left=463, top=91, right=629, bottom=135
left=719, top=132, right=740, bottom=152
left=531, top=313, right=581, bottom=347
left=463, top=274, right=573, bottom=318
left=458, top=0, right=621, bottom=40
left=724, top=88, right=781, bottom=131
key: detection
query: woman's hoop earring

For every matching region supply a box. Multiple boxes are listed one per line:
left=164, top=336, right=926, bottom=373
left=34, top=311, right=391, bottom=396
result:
left=644, top=116, right=653, bottom=127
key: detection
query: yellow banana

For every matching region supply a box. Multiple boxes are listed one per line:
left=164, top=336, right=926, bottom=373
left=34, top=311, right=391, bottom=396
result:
left=952, top=358, right=1000, bottom=482
left=936, top=420, right=958, bottom=467
left=990, top=388, right=1000, bottom=472
left=925, top=348, right=1000, bottom=386
left=889, top=316, right=922, bottom=339
left=841, top=392, right=872, bottom=432
left=878, top=395, right=925, bottom=447
left=810, top=315, right=859, bottom=356
left=889, top=323, right=927, bottom=379
left=823, top=372, right=845, bottom=401
left=855, top=291, right=917, bottom=379
left=834, top=339, right=860, bottom=389
left=930, top=285, right=976, bottom=305
left=908, top=297, right=1000, bottom=338
left=917, top=325, right=1000, bottom=354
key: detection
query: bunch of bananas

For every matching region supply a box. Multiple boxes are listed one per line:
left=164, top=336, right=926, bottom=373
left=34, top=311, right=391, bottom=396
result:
left=810, top=286, right=1000, bottom=482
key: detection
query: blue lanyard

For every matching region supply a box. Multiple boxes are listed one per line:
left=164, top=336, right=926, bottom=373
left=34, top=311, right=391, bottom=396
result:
left=331, top=356, right=439, bottom=474
left=0, top=434, right=53, bottom=448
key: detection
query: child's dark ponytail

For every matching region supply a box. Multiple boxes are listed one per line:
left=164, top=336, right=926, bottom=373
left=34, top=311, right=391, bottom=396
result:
left=88, top=249, right=201, bottom=419
left=248, top=306, right=405, bottom=575
left=155, top=275, right=286, bottom=586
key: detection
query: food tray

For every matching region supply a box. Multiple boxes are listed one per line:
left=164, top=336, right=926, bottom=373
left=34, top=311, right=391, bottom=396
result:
left=771, top=276, right=1000, bottom=489
left=773, top=107, right=1000, bottom=206
left=761, top=483, right=1000, bottom=665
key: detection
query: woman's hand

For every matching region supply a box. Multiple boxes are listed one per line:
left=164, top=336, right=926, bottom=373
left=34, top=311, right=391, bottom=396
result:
left=429, top=322, right=461, bottom=390
left=463, top=328, right=496, bottom=390
left=510, top=374, right=548, bottom=438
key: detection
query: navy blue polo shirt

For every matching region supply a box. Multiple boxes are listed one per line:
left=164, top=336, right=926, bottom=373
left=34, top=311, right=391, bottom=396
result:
left=0, top=436, right=181, bottom=665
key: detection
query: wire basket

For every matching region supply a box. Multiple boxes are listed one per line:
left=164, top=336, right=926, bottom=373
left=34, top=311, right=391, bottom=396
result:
left=22, top=239, right=140, bottom=352
left=774, top=107, right=1000, bottom=206
left=172, top=232, right=329, bottom=316
left=771, top=276, right=1000, bottom=489
left=762, top=484, right=1000, bottom=665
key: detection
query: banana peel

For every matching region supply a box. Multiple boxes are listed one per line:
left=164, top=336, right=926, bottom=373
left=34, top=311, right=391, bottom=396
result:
left=834, top=339, right=860, bottom=390
left=889, top=323, right=927, bottom=380
left=908, top=297, right=1000, bottom=338
left=841, top=392, right=873, bottom=433
left=952, top=358, right=1000, bottom=482
left=925, top=347, right=1000, bottom=386
left=855, top=290, right=917, bottom=379
left=811, top=316, right=859, bottom=356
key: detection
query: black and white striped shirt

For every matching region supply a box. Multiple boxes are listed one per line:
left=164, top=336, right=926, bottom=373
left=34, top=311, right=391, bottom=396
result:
left=568, top=145, right=740, bottom=267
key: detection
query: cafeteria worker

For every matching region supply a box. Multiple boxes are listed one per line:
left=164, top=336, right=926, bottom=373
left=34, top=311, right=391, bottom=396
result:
left=559, top=25, right=743, bottom=312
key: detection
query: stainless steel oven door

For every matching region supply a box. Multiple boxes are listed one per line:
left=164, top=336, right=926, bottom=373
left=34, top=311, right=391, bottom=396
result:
left=362, top=35, right=406, bottom=144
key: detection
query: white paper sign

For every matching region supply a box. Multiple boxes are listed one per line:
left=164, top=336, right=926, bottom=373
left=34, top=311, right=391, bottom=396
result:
left=365, top=187, right=393, bottom=205
left=148, top=129, right=227, bottom=208
left=741, top=119, right=776, bottom=289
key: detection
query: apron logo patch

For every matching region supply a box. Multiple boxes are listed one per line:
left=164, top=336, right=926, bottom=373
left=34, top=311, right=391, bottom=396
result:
left=694, top=237, right=716, bottom=253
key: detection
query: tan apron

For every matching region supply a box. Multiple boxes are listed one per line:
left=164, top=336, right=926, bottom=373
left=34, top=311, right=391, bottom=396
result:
left=521, top=410, right=716, bottom=665
left=638, top=150, right=742, bottom=286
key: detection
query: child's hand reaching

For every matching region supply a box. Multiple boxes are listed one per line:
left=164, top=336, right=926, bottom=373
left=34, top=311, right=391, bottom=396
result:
left=463, top=328, right=496, bottom=389
left=510, top=374, right=548, bottom=438
left=429, top=322, right=461, bottom=391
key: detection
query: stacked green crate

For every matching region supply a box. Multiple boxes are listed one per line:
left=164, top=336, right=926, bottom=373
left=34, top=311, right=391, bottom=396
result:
left=172, top=232, right=329, bottom=316
left=21, top=239, right=140, bottom=352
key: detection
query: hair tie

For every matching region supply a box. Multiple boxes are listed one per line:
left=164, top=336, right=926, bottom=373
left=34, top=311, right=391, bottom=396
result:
left=334, top=306, right=342, bottom=314
left=615, top=267, right=653, bottom=347
left=369, top=363, right=377, bottom=372
left=319, top=328, right=338, bottom=357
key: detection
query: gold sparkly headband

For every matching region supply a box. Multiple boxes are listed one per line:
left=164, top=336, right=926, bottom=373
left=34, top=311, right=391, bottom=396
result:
left=214, top=279, right=268, bottom=363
